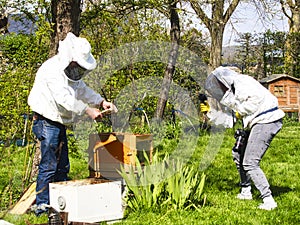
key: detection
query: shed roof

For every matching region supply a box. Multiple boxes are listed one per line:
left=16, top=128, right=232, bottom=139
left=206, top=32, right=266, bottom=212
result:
left=259, top=74, right=300, bottom=84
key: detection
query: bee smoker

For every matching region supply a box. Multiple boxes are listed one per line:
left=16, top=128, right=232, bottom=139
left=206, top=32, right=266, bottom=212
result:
left=48, top=207, right=62, bottom=225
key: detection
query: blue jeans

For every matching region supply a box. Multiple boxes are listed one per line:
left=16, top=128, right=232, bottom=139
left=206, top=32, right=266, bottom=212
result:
left=32, top=114, right=70, bottom=209
left=232, top=119, right=282, bottom=199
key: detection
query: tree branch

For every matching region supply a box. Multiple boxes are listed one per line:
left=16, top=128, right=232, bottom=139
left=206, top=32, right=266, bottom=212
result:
left=223, top=0, right=240, bottom=24
left=189, top=0, right=211, bottom=28
left=280, top=0, right=292, bottom=21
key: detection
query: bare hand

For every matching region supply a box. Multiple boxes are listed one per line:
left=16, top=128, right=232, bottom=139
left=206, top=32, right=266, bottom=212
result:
left=85, top=107, right=102, bottom=120
left=101, top=100, right=118, bottom=113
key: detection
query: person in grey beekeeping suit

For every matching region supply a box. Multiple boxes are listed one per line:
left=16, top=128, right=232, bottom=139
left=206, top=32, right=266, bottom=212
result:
left=201, top=66, right=285, bottom=210
left=28, top=32, right=117, bottom=216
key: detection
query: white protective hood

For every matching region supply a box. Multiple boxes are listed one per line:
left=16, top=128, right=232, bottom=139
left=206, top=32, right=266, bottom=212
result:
left=57, top=32, right=97, bottom=71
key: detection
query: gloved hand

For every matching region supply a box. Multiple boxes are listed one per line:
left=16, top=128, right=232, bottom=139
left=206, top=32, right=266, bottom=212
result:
left=235, top=111, right=242, bottom=119
left=200, top=100, right=210, bottom=113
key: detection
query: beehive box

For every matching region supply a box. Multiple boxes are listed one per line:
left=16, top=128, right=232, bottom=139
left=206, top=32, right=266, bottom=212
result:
left=88, top=132, right=153, bottom=179
left=49, top=178, right=123, bottom=223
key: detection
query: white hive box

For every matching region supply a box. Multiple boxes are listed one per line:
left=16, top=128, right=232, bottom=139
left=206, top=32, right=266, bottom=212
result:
left=49, top=178, right=123, bottom=223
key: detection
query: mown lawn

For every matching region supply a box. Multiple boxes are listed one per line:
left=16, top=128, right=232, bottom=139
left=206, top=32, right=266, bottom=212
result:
left=2, top=119, right=300, bottom=225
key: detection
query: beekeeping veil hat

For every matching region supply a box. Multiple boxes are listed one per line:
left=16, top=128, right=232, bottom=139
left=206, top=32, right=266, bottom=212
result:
left=204, top=66, right=237, bottom=101
left=58, top=32, right=97, bottom=70
left=204, top=66, right=240, bottom=128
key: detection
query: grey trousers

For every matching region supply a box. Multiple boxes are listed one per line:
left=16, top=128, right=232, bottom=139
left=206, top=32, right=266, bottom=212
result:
left=232, top=119, right=283, bottom=199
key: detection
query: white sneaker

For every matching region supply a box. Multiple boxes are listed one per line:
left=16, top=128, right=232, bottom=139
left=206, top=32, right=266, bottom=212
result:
left=237, top=186, right=252, bottom=200
left=258, top=196, right=277, bottom=210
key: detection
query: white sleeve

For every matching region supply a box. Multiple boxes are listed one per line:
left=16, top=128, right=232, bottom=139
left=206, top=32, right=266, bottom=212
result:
left=76, top=81, right=105, bottom=106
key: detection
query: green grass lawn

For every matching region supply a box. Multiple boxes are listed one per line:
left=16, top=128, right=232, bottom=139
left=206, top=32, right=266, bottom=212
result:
left=1, top=120, right=299, bottom=225
left=114, top=121, right=300, bottom=225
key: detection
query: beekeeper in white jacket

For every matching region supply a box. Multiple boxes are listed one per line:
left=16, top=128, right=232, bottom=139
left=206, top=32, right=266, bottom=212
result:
left=28, top=32, right=117, bottom=216
left=202, top=66, right=285, bottom=210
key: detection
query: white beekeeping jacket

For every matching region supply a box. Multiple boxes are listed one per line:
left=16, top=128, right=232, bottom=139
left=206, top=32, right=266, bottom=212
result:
left=28, top=34, right=103, bottom=125
left=205, top=67, right=285, bottom=128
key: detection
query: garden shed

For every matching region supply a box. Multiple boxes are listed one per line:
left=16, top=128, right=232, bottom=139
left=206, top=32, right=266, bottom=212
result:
left=260, top=74, right=300, bottom=121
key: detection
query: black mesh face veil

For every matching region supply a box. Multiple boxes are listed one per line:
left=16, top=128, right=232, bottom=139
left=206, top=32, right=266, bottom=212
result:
left=204, top=73, right=227, bottom=101
left=64, top=62, right=91, bottom=81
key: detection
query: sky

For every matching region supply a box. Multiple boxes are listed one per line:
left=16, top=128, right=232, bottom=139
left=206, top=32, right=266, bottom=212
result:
left=184, top=1, right=289, bottom=46
left=223, top=2, right=289, bottom=46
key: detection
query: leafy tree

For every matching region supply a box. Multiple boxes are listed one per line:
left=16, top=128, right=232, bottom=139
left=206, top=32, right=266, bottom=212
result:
left=233, top=30, right=286, bottom=78
left=181, top=28, right=209, bottom=64
left=83, top=0, right=182, bottom=119
left=235, top=32, right=257, bottom=74
left=80, top=1, right=169, bottom=100
left=81, top=1, right=194, bottom=120
left=259, top=30, right=286, bottom=76
left=0, top=33, right=49, bottom=144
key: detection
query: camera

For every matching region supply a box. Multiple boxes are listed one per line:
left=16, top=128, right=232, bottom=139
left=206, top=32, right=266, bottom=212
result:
left=232, top=129, right=250, bottom=153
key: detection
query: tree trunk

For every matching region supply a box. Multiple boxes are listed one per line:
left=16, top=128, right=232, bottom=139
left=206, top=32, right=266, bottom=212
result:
left=209, top=25, right=225, bottom=71
left=155, top=2, right=180, bottom=119
left=49, top=0, right=81, bottom=57
left=283, top=0, right=300, bottom=77
left=0, top=15, right=8, bottom=34
left=190, top=0, right=240, bottom=71
left=286, top=0, right=300, bottom=77
left=30, top=139, right=41, bottom=181
left=286, top=0, right=300, bottom=33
